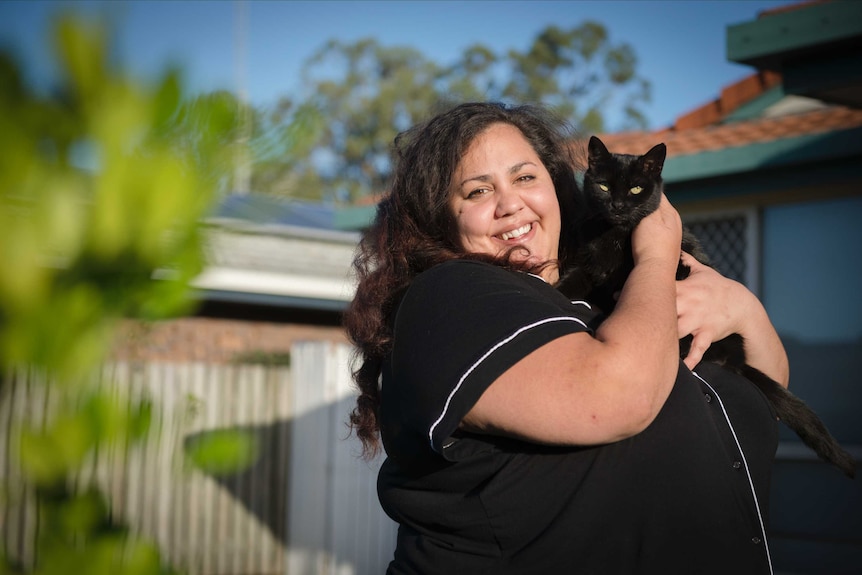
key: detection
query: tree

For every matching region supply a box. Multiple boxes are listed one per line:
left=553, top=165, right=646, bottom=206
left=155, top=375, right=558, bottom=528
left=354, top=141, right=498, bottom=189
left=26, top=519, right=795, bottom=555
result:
left=271, top=21, right=649, bottom=202
left=244, top=98, right=326, bottom=200
left=502, top=22, right=651, bottom=134
left=290, top=38, right=450, bottom=202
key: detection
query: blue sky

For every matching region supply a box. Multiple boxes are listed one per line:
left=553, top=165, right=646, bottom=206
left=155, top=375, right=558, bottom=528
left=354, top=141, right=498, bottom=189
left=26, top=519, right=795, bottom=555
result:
left=1, top=0, right=796, bottom=130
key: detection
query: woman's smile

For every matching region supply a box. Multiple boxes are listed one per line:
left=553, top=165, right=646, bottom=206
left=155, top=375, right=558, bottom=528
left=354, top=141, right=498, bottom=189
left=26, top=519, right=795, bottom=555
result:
left=499, top=222, right=533, bottom=241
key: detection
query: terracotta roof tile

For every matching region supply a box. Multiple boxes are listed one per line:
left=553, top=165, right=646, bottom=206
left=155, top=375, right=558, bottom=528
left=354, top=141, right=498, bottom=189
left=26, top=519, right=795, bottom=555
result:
left=759, top=0, right=828, bottom=17
left=591, top=106, right=862, bottom=159
left=720, top=71, right=782, bottom=113
left=670, top=71, right=783, bottom=132
left=583, top=61, right=862, bottom=160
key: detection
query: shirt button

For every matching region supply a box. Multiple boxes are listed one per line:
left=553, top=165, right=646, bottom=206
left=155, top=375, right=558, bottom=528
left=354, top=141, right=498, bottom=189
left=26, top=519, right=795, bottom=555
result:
left=704, top=393, right=712, bottom=403
left=732, top=461, right=742, bottom=469
left=751, top=537, right=761, bottom=545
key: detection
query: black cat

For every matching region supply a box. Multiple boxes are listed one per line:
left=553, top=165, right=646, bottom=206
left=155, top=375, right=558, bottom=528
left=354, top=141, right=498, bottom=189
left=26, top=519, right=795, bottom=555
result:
left=557, top=135, right=856, bottom=478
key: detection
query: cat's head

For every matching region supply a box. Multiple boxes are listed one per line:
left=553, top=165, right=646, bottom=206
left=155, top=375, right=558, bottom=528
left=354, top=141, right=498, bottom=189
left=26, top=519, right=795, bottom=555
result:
left=584, top=136, right=667, bottom=227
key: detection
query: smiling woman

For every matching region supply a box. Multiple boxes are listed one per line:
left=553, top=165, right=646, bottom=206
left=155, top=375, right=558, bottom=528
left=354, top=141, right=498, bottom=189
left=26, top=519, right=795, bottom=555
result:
left=343, top=101, right=788, bottom=574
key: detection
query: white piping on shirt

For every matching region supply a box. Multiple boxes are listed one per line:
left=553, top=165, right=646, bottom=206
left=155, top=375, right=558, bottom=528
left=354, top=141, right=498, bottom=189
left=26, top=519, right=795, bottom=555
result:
left=428, top=316, right=588, bottom=452
left=693, top=370, right=774, bottom=575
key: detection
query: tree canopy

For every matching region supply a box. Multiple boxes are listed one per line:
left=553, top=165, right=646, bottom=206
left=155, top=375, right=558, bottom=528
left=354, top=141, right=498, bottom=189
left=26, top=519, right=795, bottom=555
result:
left=255, top=20, right=650, bottom=202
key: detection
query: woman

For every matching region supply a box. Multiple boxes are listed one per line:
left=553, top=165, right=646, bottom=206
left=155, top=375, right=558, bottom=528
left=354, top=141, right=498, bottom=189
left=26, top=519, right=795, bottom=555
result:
left=344, top=102, right=788, bottom=574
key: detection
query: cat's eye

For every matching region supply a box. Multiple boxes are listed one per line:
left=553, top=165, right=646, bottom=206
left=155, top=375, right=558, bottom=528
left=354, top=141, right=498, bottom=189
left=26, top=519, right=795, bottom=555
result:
left=630, top=186, right=643, bottom=195
left=598, top=184, right=609, bottom=192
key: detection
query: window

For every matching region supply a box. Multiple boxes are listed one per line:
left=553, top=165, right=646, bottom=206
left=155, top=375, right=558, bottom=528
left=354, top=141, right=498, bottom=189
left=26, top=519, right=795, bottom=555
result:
left=683, top=208, right=759, bottom=294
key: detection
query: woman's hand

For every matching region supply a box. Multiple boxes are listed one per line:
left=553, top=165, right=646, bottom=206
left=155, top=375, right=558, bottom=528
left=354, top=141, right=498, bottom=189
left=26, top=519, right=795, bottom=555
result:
left=631, top=194, right=683, bottom=268
left=676, top=253, right=738, bottom=368
left=676, top=252, right=789, bottom=387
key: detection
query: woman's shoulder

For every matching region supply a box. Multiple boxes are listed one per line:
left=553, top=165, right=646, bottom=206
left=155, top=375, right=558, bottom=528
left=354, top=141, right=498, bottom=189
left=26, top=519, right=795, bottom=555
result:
left=418, top=258, right=508, bottom=278
left=414, top=258, right=547, bottom=293
left=398, top=258, right=593, bottom=331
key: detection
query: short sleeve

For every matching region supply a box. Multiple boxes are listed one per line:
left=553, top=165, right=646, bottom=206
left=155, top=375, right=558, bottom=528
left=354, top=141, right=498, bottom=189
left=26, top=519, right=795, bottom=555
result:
left=380, top=260, right=597, bottom=463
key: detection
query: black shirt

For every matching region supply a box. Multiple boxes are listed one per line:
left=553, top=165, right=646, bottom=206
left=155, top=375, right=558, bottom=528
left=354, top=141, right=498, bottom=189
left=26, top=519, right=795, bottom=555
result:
left=378, top=260, right=778, bottom=574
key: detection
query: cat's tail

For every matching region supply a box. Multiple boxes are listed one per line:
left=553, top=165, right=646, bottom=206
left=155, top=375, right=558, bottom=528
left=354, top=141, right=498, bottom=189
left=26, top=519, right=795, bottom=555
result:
left=743, top=366, right=856, bottom=479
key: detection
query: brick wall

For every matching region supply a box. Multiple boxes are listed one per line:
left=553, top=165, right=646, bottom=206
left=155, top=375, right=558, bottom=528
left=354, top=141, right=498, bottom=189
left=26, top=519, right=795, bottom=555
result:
left=110, top=317, right=348, bottom=364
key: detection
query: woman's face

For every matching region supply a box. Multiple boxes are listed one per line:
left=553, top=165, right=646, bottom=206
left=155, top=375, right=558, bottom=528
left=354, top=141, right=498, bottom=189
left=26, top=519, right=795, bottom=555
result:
left=450, top=122, right=561, bottom=283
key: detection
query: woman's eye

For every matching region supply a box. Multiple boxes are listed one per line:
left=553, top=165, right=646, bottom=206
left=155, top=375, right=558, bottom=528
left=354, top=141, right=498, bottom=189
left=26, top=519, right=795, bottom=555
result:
left=466, top=188, right=489, bottom=199
left=516, top=174, right=535, bottom=183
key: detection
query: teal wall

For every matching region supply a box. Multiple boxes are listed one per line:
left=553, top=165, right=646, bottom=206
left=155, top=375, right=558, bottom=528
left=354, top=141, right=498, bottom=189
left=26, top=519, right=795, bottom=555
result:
left=762, top=195, right=862, bottom=572
left=764, top=196, right=862, bottom=345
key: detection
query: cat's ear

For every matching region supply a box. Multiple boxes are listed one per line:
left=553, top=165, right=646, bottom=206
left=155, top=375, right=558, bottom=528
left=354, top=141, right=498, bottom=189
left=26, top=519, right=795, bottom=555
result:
left=641, top=143, right=667, bottom=176
left=588, top=136, right=611, bottom=164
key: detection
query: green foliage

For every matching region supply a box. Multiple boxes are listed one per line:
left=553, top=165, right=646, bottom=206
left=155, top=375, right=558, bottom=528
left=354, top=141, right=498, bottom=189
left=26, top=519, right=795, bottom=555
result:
left=0, top=14, right=247, bottom=575
left=184, top=429, right=260, bottom=477
left=291, top=38, right=447, bottom=202
left=503, top=22, right=650, bottom=134
left=268, top=20, right=650, bottom=201
left=245, top=99, right=326, bottom=200
left=0, top=16, right=238, bottom=379
left=27, top=483, right=179, bottom=575
left=18, top=389, right=152, bottom=486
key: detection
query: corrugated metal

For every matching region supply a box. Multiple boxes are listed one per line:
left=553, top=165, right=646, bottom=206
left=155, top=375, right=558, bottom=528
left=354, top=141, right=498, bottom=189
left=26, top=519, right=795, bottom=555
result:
left=1, top=342, right=396, bottom=575
left=287, top=342, right=397, bottom=575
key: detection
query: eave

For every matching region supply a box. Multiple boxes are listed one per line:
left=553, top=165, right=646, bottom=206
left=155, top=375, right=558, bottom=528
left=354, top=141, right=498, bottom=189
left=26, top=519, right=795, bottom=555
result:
left=726, top=1, right=862, bottom=108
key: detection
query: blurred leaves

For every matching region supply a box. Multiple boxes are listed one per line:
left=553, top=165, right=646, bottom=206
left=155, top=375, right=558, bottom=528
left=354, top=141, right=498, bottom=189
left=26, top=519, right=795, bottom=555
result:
left=18, top=389, right=152, bottom=486
left=184, top=429, right=260, bottom=477
left=0, top=14, right=241, bottom=379
left=0, top=13, right=248, bottom=575
left=27, top=483, right=178, bottom=575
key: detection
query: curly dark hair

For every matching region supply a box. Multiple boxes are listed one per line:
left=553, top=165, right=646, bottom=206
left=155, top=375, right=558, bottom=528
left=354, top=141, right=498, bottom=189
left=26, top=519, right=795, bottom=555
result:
left=343, top=102, right=583, bottom=458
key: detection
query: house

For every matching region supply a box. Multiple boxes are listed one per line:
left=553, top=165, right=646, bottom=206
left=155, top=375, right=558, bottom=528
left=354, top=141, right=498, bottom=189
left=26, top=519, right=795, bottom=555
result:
left=111, top=193, right=359, bottom=365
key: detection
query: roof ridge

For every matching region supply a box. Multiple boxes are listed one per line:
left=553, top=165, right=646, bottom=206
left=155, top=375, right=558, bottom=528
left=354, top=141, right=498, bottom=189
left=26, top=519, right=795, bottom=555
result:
left=673, top=71, right=783, bottom=131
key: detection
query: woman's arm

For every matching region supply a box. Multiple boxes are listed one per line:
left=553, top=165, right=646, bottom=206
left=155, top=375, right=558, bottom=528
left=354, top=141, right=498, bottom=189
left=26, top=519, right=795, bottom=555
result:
left=462, top=195, right=683, bottom=446
left=676, top=252, right=789, bottom=388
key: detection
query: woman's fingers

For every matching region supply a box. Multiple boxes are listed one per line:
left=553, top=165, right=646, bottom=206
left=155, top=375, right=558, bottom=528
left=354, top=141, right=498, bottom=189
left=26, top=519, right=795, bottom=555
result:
left=683, top=331, right=711, bottom=370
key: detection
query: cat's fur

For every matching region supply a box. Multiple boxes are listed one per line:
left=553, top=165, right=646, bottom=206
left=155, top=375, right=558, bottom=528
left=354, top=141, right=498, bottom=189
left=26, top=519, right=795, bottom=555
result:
left=557, top=136, right=856, bottom=478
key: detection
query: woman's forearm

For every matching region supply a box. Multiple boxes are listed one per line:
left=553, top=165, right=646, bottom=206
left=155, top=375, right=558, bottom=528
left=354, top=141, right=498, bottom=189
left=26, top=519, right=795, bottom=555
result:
left=599, top=256, right=681, bottom=393
left=596, top=194, right=684, bottom=413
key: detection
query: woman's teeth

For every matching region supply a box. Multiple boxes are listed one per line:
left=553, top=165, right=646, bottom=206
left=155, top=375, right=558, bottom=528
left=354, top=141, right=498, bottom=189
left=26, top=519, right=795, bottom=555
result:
left=500, top=224, right=531, bottom=241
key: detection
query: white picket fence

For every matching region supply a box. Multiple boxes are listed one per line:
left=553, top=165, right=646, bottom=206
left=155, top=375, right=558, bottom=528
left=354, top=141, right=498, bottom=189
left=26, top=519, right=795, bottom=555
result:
left=0, top=342, right=397, bottom=575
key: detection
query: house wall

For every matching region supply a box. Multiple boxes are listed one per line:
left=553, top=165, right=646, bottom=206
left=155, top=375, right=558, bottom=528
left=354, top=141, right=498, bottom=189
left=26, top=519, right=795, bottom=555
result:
left=760, top=195, right=862, bottom=573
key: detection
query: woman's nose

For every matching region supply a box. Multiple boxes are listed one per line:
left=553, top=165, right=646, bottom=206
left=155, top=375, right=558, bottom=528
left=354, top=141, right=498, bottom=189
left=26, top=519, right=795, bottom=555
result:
left=495, top=186, right=524, bottom=218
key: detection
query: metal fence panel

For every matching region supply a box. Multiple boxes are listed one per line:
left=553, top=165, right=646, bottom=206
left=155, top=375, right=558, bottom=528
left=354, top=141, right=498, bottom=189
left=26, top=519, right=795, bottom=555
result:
left=2, top=342, right=396, bottom=575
